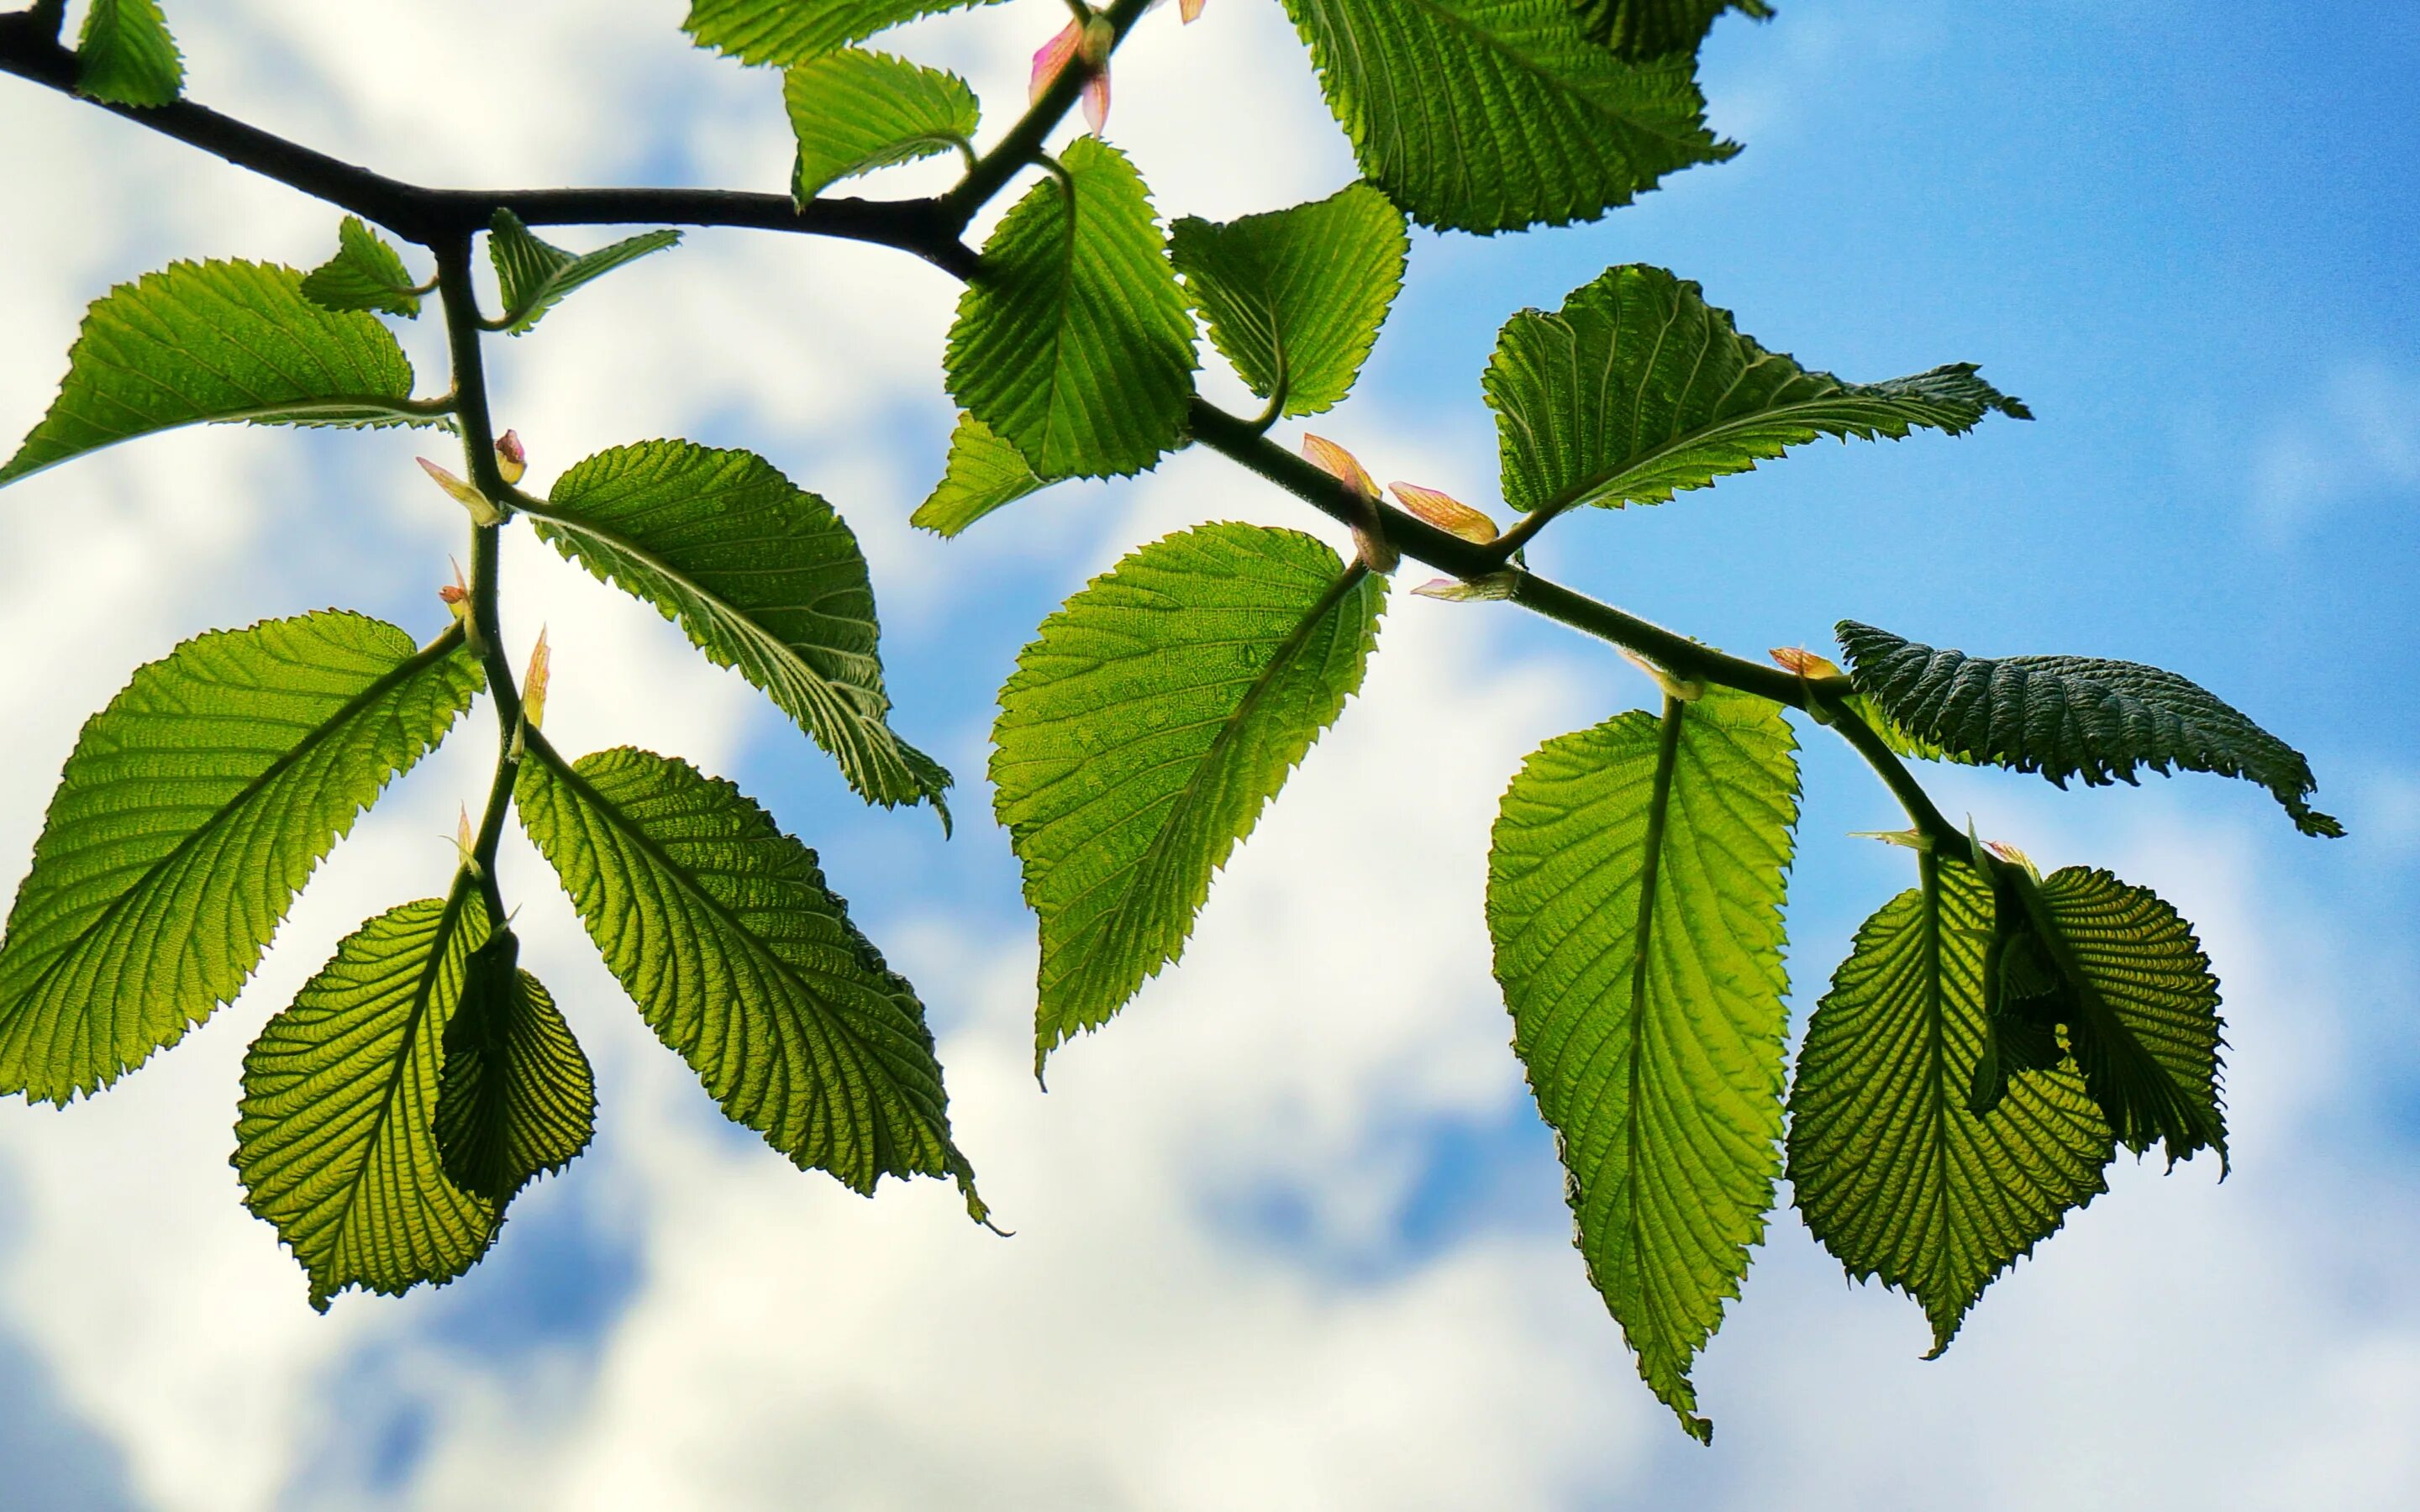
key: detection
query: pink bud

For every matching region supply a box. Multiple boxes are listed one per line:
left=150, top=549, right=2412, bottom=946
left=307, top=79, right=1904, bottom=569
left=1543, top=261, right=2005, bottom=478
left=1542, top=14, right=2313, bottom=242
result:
left=418, top=457, right=502, bottom=526
left=494, top=429, right=527, bottom=486
left=1387, top=482, right=1497, bottom=544
left=522, top=627, right=551, bottom=730
left=1301, top=433, right=1379, bottom=501
left=1412, top=573, right=1518, bottom=601
left=1181, top=0, right=1206, bottom=20
left=1769, top=646, right=1846, bottom=681
left=1030, top=21, right=1081, bottom=107
left=438, top=557, right=471, bottom=613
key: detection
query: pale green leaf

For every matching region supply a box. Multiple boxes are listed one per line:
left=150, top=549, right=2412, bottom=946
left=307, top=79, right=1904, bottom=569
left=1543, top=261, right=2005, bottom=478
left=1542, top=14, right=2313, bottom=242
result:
left=786, top=49, right=977, bottom=202
left=434, top=929, right=596, bottom=1205
left=1835, top=621, right=2342, bottom=838
left=529, top=440, right=950, bottom=820
left=1485, top=265, right=2029, bottom=516
left=1170, top=183, right=1409, bottom=420
left=992, top=524, right=1386, bottom=1068
left=0, top=260, right=441, bottom=488
left=515, top=738, right=983, bottom=1215
left=0, top=614, right=482, bottom=1104
left=1787, top=854, right=2115, bottom=1355
left=301, top=216, right=424, bottom=318
left=683, top=0, right=1006, bottom=64
left=944, top=136, right=1198, bottom=479
left=1276, top=0, right=1733, bottom=234
left=235, top=892, right=497, bottom=1310
left=911, top=412, right=1055, bottom=538
left=487, top=211, right=681, bottom=336
left=76, top=0, right=182, bottom=107
left=1571, top=0, right=1772, bottom=59
left=1486, top=687, right=1797, bottom=1442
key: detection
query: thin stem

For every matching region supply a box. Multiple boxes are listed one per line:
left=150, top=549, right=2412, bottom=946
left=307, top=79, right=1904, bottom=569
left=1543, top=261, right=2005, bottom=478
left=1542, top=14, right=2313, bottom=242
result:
left=1818, top=688, right=1967, bottom=852
left=941, top=0, right=1153, bottom=228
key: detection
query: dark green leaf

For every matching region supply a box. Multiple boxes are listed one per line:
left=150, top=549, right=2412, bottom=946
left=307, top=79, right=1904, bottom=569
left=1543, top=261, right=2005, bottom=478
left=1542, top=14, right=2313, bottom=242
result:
left=786, top=49, right=977, bottom=202
left=1835, top=620, right=2343, bottom=837
left=0, top=615, right=482, bottom=1104
left=531, top=440, right=950, bottom=819
left=0, top=260, right=442, bottom=488
left=515, top=738, right=983, bottom=1215
left=301, top=216, right=424, bottom=318
left=944, top=136, right=1197, bottom=479
left=487, top=211, right=681, bottom=336
left=1169, top=184, right=1409, bottom=420
left=910, top=412, right=1056, bottom=538
left=234, top=892, right=498, bottom=1310
left=1485, top=265, right=2028, bottom=516
left=1787, top=854, right=2114, bottom=1355
left=435, top=929, right=596, bottom=1205
left=992, top=524, right=1385, bottom=1069
left=1276, top=0, right=1733, bottom=234
left=76, top=0, right=182, bottom=107
left=1571, top=0, right=1772, bottom=59
left=683, top=0, right=1006, bottom=64
left=1486, top=688, right=1797, bottom=1443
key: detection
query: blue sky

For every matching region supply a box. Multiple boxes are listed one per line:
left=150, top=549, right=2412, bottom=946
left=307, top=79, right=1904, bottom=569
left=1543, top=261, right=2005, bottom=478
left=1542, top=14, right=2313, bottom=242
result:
left=0, top=1, right=2414, bottom=1506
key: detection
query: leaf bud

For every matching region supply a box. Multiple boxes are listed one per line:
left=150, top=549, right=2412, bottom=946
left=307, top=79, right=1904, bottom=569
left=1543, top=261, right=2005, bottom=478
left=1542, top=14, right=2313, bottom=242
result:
left=522, top=627, right=551, bottom=731
left=493, top=429, right=527, bottom=486
left=417, top=457, right=503, bottom=527
left=1301, top=433, right=1397, bottom=572
left=1621, top=648, right=1704, bottom=701
left=1412, top=572, right=1518, bottom=601
left=1388, top=482, right=1498, bottom=543
left=1769, top=645, right=1846, bottom=682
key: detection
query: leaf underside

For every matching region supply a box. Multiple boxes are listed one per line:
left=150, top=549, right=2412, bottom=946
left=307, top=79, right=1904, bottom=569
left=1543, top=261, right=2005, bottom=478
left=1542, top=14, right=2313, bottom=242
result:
left=1169, top=182, right=1410, bottom=419
left=911, top=412, right=1056, bottom=538
left=516, top=738, right=981, bottom=1214
left=487, top=211, right=681, bottom=335
left=944, top=136, right=1199, bottom=480
left=1487, top=687, right=1797, bottom=1442
left=992, top=523, right=1386, bottom=1068
left=301, top=217, right=423, bottom=318
left=1277, top=0, right=1734, bottom=233
left=786, top=49, right=977, bottom=202
left=235, top=893, right=499, bottom=1310
left=1787, top=855, right=2114, bottom=1355
left=1484, top=264, right=2028, bottom=515
left=0, top=613, right=481, bottom=1104
left=535, top=439, right=950, bottom=818
left=435, top=930, right=597, bottom=1205
left=683, top=0, right=1006, bottom=64
left=0, top=260, right=437, bottom=488
left=76, top=0, right=183, bottom=107
left=1835, top=621, right=2342, bottom=837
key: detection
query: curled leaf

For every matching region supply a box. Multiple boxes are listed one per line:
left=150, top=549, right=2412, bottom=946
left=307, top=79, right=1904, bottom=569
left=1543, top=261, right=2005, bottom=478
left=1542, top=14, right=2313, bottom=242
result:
left=418, top=458, right=503, bottom=527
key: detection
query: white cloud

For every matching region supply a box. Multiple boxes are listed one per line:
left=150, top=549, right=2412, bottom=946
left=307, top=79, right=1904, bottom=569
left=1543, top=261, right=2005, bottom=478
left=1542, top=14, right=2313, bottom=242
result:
left=2249, top=360, right=2420, bottom=536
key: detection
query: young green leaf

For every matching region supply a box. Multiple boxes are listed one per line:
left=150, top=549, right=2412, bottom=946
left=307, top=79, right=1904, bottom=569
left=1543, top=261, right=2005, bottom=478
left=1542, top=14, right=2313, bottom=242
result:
left=487, top=211, right=681, bottom=336
left=1571, top=0, right=1772, bottom=60
left=1834, top=621, right=2343, bottom=837
left=76, top=0, right=183, bottom=107
left=786, top=50, right=977, bottom=202
left=529, top=440, right=951, bottom=820
left=944, top=136, right=1197, bottom=479
left=1276, top=0, right=1732, bottom=234
left=911, top=412, right=1057, bottom=538
left=992, top=524, right=1386, bottom=1069
left=434, top=929, right=597, bottom=1205
left=515, top=738, right=983, bottom=1215
left=301, top=216, right=424, bottom=318
left=2008, top=865, right=2227, bottom=1169
left=683, top=0, right=1006, bottom=65
left=1787, top=854, right=2115, bottom=1356
left=1169, top=183, right=1410, bottom=419
left=1484, top=265, right=2028, bottom=516
left=0, top=260, right=442, bottom=488
left=235, top=892, right=498, bottom=1310
left=1486, top=688, right=1797, bottom=1443
left=0, top=615, right=482, bottom=1105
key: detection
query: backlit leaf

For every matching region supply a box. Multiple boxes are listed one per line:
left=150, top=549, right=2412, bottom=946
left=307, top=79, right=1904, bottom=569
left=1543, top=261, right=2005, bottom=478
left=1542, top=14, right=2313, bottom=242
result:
left=76, top=0, right=182, bottom=107
left=786, top=49, right=978, bottom=202
left=434, top=929, right=597, bottom=1205
left=1571, top=0, right=1772, bottom=59
left=910, top=412, right=1057, bottom=538
left=487, top=211, right=681, bottom=336
left=301, top=216, right=423, bottom=318
left=683, top=0, right=1006, bottom=65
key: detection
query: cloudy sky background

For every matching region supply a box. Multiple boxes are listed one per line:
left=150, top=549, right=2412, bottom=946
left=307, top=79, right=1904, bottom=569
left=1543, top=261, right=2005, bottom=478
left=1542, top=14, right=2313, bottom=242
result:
left=1, top=1, right=2415, bottom=1506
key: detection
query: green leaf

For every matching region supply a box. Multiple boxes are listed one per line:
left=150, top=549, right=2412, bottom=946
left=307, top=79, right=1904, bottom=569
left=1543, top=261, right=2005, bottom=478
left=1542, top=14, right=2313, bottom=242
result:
left=682, top=0, right=1006, bottom=64
left=910, top=412, right=1056, bottom=538
left=944, top=136, right=1198, bottom=479
left=1169, top=183, right=1410, bottom=420
left=1787, top=854, right=2115, bottom=1355
left=1486, top=688, right=1797, bottom=1442
left=1276, top=0, right=1733, bottom=234
left=530, top=440, right=950, bottom=820
left=301, top=216, right=424, bottom=318
left=992, top=524, right=1386, bottom=1069
left=785, top=49, right=977, bottom=202
left=76, top=0, right=183, bottom=107
left=0, top=614, right=483, bottom=1105
left=515, top=738, right=982, bottom=1215
left=487, top=211, right=681, bottom=336
left=2004, top=864, right=2227, bottom=1169
left=234, top=892, right=497, bottom=1310
left=1484, top=265, right=2029, bottom=516
left=0, top=260, right=442, bottom=488
left=434, top=929, right=597, bottom=1205
left=1834, top=620, right=2344, bottom=838
left=1571, top=0, right=1772, bottom=60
